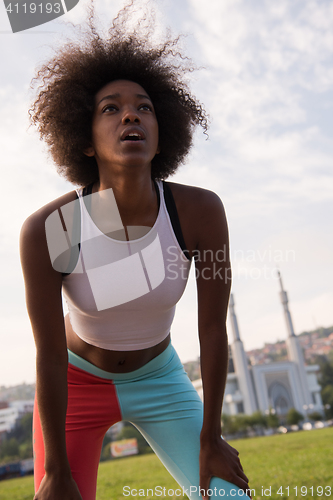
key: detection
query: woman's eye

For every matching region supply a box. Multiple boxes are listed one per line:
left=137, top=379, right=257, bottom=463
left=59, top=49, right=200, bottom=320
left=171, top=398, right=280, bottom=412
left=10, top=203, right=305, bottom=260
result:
left=102, top=104, right=117, bottom=113
left=139, top=104, right=153, bottom=111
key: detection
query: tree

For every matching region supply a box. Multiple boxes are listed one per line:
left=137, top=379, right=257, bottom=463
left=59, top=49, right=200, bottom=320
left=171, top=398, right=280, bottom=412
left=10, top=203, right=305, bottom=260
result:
left=0, top=437, right=19, bottom=461
left=19, top=440, right=33, bottom=459
left=321, top=385, right=333, bottom=419
left=318, top=359, right=333, bottom=388
left=286, top=408, right=304, bottom=426
left=308, top=411, right=323, bottom=422
left=115, top=423, right=152, bottom=455
left=266, top=412, right=280, bottom=429
left=222, top=414, right=245, bottom=435
left=0, top=412, right=34, bottom=464
left=222, top=414, right=238, bottom=435
left=313, top=355, right=333, bottom=419
left=100, top=433, right=113, bottom=462
left=7, top=412, right=32, bottom=444
left=233, top=414, right=249, bottom=434
left=246, top=411, right=267, bottom=431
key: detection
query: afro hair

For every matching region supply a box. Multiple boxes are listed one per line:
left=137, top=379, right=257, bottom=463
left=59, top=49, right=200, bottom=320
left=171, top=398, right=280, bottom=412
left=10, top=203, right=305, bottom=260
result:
left=30, top=0, right=208, bottom=186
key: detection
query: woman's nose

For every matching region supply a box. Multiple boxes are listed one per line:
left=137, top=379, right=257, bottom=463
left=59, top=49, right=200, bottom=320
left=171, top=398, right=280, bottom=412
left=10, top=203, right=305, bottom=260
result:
left=122, top=108, right=140, bottom=124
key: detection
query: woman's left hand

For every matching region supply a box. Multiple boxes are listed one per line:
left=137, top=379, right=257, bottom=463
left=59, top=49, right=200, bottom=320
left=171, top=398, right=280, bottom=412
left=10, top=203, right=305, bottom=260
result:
left=199, top=436, right=251, bottom=499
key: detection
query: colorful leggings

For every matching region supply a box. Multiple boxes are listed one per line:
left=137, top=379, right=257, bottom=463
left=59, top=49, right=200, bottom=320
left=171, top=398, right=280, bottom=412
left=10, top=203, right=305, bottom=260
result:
left=33, top=343, right=245, bottom=499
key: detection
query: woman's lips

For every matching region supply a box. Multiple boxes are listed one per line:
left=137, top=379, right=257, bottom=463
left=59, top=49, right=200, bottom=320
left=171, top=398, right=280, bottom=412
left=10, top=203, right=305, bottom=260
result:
left=120, top=127, right=146, bottom=141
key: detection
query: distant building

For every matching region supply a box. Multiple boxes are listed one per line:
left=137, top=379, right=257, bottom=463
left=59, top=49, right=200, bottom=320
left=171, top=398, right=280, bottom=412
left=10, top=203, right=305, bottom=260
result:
left=0, top=402, right=19, bottom=434
left=193, top=272, right=323, bottom=418
left=0, top=400, right=34, bottom=435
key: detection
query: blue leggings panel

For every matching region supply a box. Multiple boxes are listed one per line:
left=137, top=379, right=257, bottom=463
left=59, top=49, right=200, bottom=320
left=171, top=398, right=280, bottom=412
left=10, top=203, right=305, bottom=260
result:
left=67, top=343, right=246, bottom=499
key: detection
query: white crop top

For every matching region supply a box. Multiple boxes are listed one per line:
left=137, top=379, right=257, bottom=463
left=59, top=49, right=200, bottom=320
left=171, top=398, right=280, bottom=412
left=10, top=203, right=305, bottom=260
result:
left=62, top=181, right=192, bottom=350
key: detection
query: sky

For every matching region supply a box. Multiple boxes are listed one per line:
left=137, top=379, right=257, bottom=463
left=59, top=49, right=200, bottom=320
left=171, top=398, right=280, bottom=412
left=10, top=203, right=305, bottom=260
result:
left=0, top=0, right=332, bottom=386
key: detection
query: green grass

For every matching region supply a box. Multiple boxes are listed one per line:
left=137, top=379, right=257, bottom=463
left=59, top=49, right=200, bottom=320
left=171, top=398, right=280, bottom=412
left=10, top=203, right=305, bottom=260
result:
left=0, top=428, right=332, bottom=500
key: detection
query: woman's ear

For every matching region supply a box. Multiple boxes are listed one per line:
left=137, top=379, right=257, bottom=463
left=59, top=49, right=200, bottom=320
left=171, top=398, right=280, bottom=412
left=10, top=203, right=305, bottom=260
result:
left=84, top=145, right=95, bottom=157
left=156, top=144, right=161, bottom=154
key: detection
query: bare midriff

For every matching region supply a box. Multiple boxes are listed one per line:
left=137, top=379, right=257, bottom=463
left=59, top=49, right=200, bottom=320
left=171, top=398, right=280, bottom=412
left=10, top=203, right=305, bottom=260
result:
left=65, top=314, right=171, bottom=373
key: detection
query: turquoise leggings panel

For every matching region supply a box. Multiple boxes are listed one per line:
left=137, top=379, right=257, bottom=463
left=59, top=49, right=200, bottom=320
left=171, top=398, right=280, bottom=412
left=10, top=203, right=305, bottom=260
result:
left=113, top=344, right=246, bottom=499
left=33, top=344, right=247, bottom=499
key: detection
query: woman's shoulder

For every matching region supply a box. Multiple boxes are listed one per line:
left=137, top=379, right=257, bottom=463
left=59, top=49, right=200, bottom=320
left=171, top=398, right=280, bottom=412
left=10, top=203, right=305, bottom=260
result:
left=164, top=181, right=225, bottom=215
left=163, top=181, right=227, bottom=255
left=20, top=189, right=78, bottom=241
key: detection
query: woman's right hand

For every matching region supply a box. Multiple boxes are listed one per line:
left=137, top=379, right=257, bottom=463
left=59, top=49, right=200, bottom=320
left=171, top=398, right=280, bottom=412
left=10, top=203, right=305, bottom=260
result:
left=33, top=472, right=83, bottom=500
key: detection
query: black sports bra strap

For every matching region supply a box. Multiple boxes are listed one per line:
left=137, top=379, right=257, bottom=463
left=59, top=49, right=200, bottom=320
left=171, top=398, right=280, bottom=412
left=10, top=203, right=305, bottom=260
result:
left=162, top=181, right=190, bottom=261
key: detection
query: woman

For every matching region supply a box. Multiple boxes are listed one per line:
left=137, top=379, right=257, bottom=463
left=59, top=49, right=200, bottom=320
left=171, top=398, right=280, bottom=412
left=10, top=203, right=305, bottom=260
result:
left=20, top=4, right=250, bottom=500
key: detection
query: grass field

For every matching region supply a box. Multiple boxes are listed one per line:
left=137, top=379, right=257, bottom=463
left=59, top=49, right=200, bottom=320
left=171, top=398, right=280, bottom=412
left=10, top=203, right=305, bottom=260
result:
left=0, top=427, right=332, bottom=500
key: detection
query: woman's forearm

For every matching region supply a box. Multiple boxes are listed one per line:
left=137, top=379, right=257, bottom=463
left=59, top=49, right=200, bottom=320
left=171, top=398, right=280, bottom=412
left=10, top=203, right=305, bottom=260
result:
left=36, top=354, right=71, bottom=476
left=199, top=326, right=229, bottom=441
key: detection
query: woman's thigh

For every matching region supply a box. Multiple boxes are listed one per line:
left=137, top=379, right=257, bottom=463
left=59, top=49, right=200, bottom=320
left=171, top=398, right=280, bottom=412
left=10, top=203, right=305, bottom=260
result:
left=117, top=357, right=245, bottom=499
left=33, top=364, right=122, bottom=500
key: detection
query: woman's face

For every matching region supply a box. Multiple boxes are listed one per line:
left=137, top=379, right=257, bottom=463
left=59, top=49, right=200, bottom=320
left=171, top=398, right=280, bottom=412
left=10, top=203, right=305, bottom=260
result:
left=86, top=80, right=160, bottom=172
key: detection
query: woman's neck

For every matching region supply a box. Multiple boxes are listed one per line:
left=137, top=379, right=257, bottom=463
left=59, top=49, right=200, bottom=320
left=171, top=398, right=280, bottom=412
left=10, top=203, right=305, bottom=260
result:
left=92, top=172, right=158, bottom=228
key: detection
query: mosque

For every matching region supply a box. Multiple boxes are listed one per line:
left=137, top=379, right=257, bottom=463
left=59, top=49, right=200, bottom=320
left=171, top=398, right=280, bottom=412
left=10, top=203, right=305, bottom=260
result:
left=193, top=272, right=323, bottom=418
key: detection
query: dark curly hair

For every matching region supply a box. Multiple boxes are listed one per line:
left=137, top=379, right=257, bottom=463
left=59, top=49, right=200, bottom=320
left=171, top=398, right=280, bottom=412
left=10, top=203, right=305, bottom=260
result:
left=30, top=0, right=208, bottom=186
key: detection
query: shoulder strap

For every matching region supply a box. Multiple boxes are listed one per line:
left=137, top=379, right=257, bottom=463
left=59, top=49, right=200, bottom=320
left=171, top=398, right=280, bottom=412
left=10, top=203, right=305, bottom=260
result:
left=162, top=181, right=190, bottom=261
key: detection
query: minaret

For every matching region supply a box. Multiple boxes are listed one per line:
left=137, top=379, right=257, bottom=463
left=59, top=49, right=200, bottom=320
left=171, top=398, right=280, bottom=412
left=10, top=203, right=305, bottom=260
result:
left=229, top=294, right=257, bottom=414
left=278, top=270, right=296, bottom=337
left=278, top=271, right=312, bottom=406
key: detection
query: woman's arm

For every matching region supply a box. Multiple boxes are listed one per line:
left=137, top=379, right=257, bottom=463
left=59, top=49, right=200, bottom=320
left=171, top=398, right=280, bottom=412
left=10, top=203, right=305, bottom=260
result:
left=193, top=190, right=250, bottom=498
left=20, top=209, right=82, bottom=500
